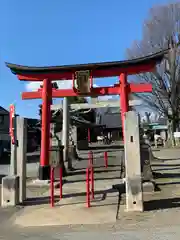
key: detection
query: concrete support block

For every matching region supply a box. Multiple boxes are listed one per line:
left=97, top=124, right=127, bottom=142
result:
left=140, top=144, right=154, bottom=182
left=1, top=175, right=19, bottom=207
left=124, top=111, right=143, bottom=212
left=142, top=182, right=155, bottom=193
left=16, top=117, right=27, bottom=203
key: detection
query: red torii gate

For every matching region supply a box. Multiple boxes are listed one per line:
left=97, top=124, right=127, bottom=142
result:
left=6, top=50, right=167, bottom=180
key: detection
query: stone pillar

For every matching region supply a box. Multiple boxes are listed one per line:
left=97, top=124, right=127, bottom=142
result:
left=124, top=111, right=143, bottom=212
left=50, top=123, right=66, bottom=177
left=16, top=117, right=27, bottom=203
left=1, top=117, right=27, bottom=207
left=62, top=97, right=71, bottom=168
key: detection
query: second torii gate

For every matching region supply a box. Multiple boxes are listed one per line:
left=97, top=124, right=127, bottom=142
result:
left=52, top=98, right=143, bottom=149
left=51, top=98, right=143, bottom=111
left=6, top=49, right=167, bottom=180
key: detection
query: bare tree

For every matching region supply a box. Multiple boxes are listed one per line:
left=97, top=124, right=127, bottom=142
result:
left=126, top=2, right=180, bottom=145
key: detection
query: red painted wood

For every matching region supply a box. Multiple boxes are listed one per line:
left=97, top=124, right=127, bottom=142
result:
left=40, top=79, right=52, bottom=167
left=22, top=91, right=42, bottom=99
left=21, top=86, right=121, bottom=99
left=104, top=151, right=108, bottom=168
left=17, top=63, right=155, bottom=81
left=90, top=166, right=94, bottom=200
left=9, top=104, right=15, bottom=144
left=88, top=128, right=91, bottom=143
left=129, top=83, right=152, bottom=92
left=50, top=167, right=54, bottom=207
left=18, top=66, right=153, bottom=174
left=7, top=52, right=164, bottom=183
left=59, top=167, right=63, bottom=199
left=86, top=168, right=90, bottom=208
left=120, top=73, right=129, bottom=139
left=21, top=84, right=152, bottom=100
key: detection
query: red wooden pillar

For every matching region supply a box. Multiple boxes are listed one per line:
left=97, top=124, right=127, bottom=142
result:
left=120, top=73, right=129, bottom=140
left=39, top=78, right=52, bottom=180
left=88, top=128, right=90, bottom=143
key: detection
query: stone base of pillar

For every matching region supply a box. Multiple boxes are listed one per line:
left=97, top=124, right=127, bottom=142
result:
left=38, top=165, right=50, bottom=180
left=142, top=181, right=156, bottom=193
left=1, top=175, right=19, bottom=207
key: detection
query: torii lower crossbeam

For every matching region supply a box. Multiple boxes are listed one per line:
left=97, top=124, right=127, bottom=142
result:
left=21, top=83, right=151, bottom=99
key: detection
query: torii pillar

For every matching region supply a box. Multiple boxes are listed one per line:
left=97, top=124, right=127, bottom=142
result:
left=120, top=73, right=129, bottom=138
left=39, top=79, right=52, bottom=180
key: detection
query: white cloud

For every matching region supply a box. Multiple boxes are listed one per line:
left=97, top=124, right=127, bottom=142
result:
left=25, top=80, right=72, bottom=91
left=98, top=95, right=113, bottom=101
left=26, top=82, right=40, bottom=91
left=92, top=83, right=115, bottom=100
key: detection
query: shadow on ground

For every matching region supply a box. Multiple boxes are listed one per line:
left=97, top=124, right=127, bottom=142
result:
left=144, top=197, right=180, bottom=211
left=89, top=145, right=124, bottom=151
left=153, top=172, right=180, bottom=186
left=158, top=181, right=180, bottom=186
left=95, top=164, right=121, bottom=168
left=154, top=172, right=180, bottom=179
left=154, top=167, right=180, bottom=171
left=23, top=196, right=58, bottom=206
left=81, top=155, right=117, bottom=161
left=153, top=157, right=180, bottom=162
left=21, top=187, right=180, bottom=213
left=68, top=167, right=120, bottom=176
left=88, top=150, right=123, bottom=154
left=66, top=175, right=121, bottom=184
left=23, top=188, right=116, bottom=206
left=152, top=148, right=160, bottom=152
left=152, top=163, right=180, bottom=167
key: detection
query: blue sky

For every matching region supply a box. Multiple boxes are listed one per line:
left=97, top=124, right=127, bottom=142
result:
left=0, top=0, right=169, bottom=118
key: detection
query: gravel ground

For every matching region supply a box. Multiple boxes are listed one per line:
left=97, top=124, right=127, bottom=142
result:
left=0, top=146, right=180, bottom=239
left=0, top=221, right=180, bottom=239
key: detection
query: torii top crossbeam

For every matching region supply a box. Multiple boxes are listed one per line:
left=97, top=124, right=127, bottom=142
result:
left=5, top=49, right=168, bottom=180
left=6, top=49, right=167, bottom=81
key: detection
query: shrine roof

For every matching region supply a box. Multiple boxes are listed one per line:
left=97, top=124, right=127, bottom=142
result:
left=71, top=115, right=105, bottom=127
left=5, top=49, right=169, bottom=80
